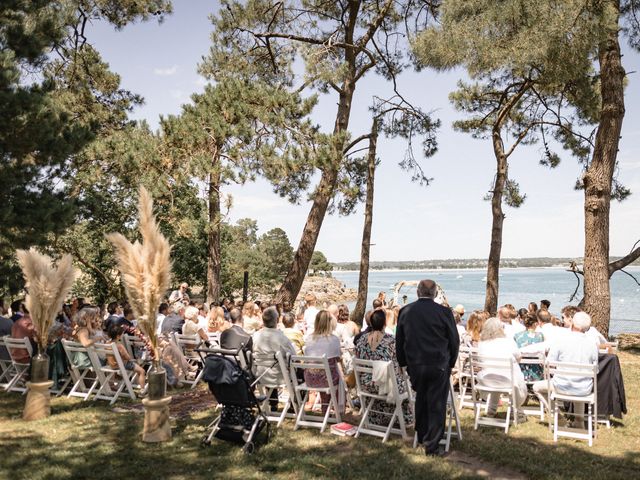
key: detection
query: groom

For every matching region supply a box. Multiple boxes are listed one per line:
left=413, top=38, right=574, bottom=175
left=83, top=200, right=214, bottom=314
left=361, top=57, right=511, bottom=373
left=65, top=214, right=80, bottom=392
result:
left=396, top=279, right=459, bottom=456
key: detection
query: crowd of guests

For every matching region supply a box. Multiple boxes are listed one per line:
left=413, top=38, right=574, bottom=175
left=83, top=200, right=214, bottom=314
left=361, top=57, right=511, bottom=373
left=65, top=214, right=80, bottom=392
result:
left=1, top=284, right=607, bottom=432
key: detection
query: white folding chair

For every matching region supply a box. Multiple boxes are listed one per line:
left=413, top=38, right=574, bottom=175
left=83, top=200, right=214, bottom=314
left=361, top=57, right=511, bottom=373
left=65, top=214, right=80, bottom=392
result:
left=252, top=351, right=298, bottom=427
left=289, top=355, right=341, bottom=433
left=548, top=360, right=598, bottom=447
left=61, top=339, right=100, bottom=400
left=470, top=352, right=519, bottom=433
left=0, top=336, right=13, bottom=387
left=353, top=359, right=411, bottom=442
left=123, top=334, right=153, bottom=371
left=519, top=351, right=546, bottom=420
left=174, top=333, right=204, bottom=388
left=89, top=342, right=139, bottom=405
left=456, top=346, right=476, bottom=409
left=3, top=336, right=33, bottom=393
left=207, top=332, right=220, bottom=348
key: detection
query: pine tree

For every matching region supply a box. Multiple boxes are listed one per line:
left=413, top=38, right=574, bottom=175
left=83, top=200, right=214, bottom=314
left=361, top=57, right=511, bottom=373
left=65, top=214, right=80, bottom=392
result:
left=413, top=0, right=605, bottom=314
left=200, top=0, right=439, bottom=304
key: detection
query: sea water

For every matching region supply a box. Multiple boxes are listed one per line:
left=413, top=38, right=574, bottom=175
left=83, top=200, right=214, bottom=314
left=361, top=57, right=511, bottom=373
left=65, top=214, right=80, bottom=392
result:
left=333, top=266, right=640, bottom=335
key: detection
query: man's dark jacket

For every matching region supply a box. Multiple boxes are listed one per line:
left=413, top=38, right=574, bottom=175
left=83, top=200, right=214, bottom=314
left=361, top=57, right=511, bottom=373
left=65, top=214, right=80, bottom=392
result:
left=396, top=298, right=459, bottom=370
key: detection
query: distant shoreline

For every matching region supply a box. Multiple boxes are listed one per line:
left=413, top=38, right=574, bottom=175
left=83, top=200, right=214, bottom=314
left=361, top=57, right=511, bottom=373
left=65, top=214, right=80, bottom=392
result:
left=333, top=266, right=568, bottom=273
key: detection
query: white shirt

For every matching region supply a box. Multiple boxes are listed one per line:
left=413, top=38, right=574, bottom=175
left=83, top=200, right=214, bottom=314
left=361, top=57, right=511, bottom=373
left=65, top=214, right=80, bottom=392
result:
left=197, top=314, right=208, bottom=333
left=303, top=334, right=341, bottom=359
left=503, top=320, right=525, bottom=340
left=156, top=313, right=166, bottom=335
left=303, top=306, right=319, bottom=334
left=548, top=330, right=598, bottom=396
left=538, top=323, right=570, bottom=345
left=477, top=337, right=526, bottom=389
left=585, top=327, right=606, bottom=348
left=252, top=328, right=296, bottom=385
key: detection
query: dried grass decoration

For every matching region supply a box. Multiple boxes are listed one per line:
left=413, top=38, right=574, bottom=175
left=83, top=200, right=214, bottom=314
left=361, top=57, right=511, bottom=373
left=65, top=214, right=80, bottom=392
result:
left=106, top=186, right=172, bottom=366
left=16, top=249, right=78, bottom=355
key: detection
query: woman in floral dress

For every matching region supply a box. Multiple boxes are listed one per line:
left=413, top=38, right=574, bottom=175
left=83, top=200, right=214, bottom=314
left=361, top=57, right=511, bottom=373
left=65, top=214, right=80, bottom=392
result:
left=354, top=310, right=413, bottom=426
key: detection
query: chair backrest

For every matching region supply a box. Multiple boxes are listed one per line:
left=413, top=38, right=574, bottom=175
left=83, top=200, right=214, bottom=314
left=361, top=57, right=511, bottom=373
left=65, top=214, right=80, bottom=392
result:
left=4, top=336, right=33, bottom=363
left=174, top=333, right=201, bottom=350
left=252, top=351, right=289, bottom=386
left=122, top=334, right=151, bottom=361
left=92, top=342, right=126, bottom=371
left=61, top=338, right=91, bottom=368
left=289, top=354, right=336, bottom=389
left=469, top=352, right=515, bottom=386
left=547, top=360, right=598, bottom=380
left=207, top=332, right=220, bottom=347
left=519, top=351, right=545, bottom=367
left=599, top=341, right=618, bottom=354
left=352, top=358, right=401, bottom=398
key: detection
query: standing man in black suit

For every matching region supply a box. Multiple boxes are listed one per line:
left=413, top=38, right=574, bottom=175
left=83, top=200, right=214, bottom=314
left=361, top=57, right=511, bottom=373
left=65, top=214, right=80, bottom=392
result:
left=220, top=308, right=253, bottom=352
left=396, top=279, right=459, bottom=456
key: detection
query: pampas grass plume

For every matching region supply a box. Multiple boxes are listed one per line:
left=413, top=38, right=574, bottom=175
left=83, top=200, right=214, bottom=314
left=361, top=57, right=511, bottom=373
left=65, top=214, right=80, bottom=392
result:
left=16, top=249, right=78, bottom=352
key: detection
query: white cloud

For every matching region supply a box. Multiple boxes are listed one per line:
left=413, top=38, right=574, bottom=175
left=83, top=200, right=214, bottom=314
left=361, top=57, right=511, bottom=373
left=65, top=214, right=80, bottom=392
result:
left=153, top=65, right=178, bottom=76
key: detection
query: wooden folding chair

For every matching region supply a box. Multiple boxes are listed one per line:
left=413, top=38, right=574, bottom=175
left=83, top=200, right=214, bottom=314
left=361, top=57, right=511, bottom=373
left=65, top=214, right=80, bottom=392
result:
left=89, top=342, right=139, bottom=405
left=61, top=339, right=100, bottom=400
left=3, top=336, right=33, bottom=393
left=289, top=355, right=341, bottom=433
left=470, top=352, right=519, bottom=433
left=548, top=360, right=598, bottom=447
left=252, top=351, right=298, bottom=427
left=353, top=359, right=411, bottom=442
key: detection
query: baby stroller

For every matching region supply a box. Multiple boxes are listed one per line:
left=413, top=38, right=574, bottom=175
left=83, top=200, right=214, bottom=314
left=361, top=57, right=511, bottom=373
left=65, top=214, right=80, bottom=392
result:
left=198, top=347, right=272, bottom=454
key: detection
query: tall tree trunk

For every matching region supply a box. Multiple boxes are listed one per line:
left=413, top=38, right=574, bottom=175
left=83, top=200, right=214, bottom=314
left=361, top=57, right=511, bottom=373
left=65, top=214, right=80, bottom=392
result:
left=484, top=134, right=507, bottom=315
left=276, top=85, right=358, bottom=304
left=582, top=1, right=625, bottom=337
left=207, top=151, right=222, bottom=305
left=352, top=119, right=378, bottom=325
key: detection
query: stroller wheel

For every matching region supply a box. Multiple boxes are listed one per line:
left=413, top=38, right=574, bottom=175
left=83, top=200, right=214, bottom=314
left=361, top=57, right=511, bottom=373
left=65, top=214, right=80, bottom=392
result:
left=243, top=441, right=255, bottom=455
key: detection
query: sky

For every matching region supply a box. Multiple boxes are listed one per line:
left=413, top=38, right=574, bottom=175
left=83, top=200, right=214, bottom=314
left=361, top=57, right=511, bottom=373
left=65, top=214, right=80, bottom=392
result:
left=87, top=1, right=640, bottom=263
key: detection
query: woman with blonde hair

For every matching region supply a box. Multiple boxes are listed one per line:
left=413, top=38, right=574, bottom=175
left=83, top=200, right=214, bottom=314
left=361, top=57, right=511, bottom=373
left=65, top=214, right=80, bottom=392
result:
left=303, top=310, right=342, bottom=414
left=242, top=301, right=263, bottom=334
left=208, top=306, right=230, bottom=333
left=461, top=310, right=489, bottom=347
left=71, top=307, right=101, bottom=368
left=182, top=306, right=208, bottom=343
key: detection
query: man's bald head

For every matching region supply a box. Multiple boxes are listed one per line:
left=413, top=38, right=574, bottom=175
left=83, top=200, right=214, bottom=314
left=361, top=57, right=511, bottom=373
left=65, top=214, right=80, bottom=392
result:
left=417, top=279, right=437, bottom=299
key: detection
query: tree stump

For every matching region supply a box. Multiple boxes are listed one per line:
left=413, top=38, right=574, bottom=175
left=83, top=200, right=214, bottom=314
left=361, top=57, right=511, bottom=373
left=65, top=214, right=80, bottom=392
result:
left=142, top=396, right=172, bottom=442
left=23, top=381, right=54, bottom=421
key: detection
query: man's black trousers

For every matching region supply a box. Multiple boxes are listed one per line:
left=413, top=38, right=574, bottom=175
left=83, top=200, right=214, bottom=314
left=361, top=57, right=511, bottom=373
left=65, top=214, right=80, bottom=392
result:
left=407, top=364, right=450, bottom=453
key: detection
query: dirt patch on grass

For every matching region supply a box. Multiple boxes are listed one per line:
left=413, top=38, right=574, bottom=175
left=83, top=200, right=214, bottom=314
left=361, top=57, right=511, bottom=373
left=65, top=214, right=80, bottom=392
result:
left=113, top=387, right=215, bottom=418
left=447, top=450, right=528, bottom=480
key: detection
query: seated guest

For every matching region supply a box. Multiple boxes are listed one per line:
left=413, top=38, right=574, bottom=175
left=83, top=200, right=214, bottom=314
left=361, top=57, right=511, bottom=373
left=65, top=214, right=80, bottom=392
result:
left=10, top=307, right=36, bottom=364
left=9, top=300, right=26, bottom=323
left=242, top=301, right=263, bottom=335
left=477, top=318, right=527, bottom=420
left=220, top=308, right=252, bottom=352
left=354, top=309, right=413, bottom=426
left=196, top=303, right=209, bottom=332
left=537, top=309, right=568, bottom=345
left=161, top=303, right=186, bottom=334
left=182, top=306, right=209, bottom=344
left=452, top=309, right=466, bottom=339
left=517, top=308, right=528, bottom=324
left=282, top=312, right=304, bottom=355
left=514, top=313, right=545, bottom=381
left=384, top=308, right=397, bottom=336
left=303, top=310, right=343, bottom=414
left=71, top=307, right=100, bottom=368
left=0, top=309, right=12, bottom=361
left=461, top=310, right=489, bottom=347
left=337, top=304, right=360, bottom=338
left=561, top=305, right=606, bottom=349
left=156, top=303, right=169, bottom=335
left=106, top=324, right=146, bottom=391
left=528, top=302, right=538, bottom=315
left=498, top=305, right=524, bottom=339
left=104, top=301, right=122, bottom=331
left=303, top=293, right=320, bottom=334
left=252, top=307, right=296, bottom=389
left=533, top=312, right=598, bottom=422
left=540, top=299, right=551, bottom=311
left=208, top=306, right=230, bottom=333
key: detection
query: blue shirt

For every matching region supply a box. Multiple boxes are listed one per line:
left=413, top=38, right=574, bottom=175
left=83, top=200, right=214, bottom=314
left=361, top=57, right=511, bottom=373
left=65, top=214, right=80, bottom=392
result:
left=548, top=331, right=598, bottom=396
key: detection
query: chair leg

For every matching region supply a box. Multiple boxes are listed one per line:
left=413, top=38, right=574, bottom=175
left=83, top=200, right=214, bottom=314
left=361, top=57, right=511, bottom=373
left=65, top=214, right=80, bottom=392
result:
left=355, top=397, right=372, bottom=439
left=588, top=403, right=593, bottom=447
left=553, top=401, right=559, bottom=442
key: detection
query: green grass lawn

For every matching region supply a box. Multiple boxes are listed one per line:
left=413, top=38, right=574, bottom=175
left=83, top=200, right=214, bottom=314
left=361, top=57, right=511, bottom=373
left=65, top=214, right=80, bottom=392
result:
left=1, top=351, right=638, bottom=480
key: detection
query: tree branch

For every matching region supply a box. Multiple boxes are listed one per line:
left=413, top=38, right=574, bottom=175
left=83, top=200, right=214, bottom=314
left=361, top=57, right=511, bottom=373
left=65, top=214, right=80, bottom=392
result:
left=609, top=240, right=640, bottom=276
